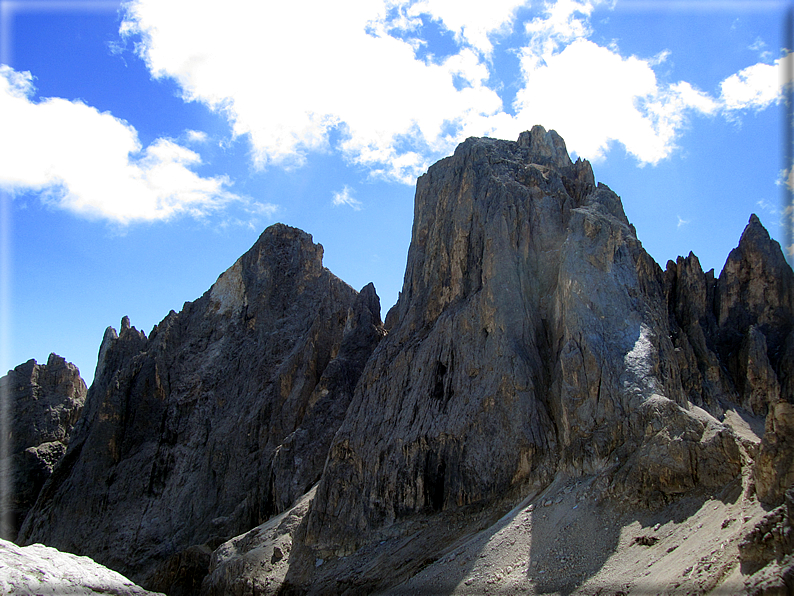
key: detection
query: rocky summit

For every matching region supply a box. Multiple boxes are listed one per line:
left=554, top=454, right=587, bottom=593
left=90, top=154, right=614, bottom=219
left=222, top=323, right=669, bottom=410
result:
left=0, top=353, right=86, bottom=541
left=9, top=127, right=794, bottom=595
left=17, top=224, right=385, bottom=594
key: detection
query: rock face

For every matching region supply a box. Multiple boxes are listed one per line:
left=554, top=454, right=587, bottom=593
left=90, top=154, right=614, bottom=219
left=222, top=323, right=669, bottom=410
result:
left=301, top=127, right=746, bottom=564
left=0, top=538, right=164, bottom=596
left=663, top=217, right=794, bottom=507
left=0, top=353, right=86, bottom=541
left=665, top=214, right=794, bottom=420
left=18, top=224, right=384, bottom=590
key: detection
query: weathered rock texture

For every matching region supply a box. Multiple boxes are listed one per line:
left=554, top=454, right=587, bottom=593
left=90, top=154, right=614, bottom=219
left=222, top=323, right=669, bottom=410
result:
left=0, top=538, right=164, bottom=596
left=0, top=353, right=86, bottom=541
left=302, top=127, right=749, bottom=563
left=201, top=487, right=317, bottom=596
left=665, top=214, right=794, bottom=420
left=663, top=216, right=794, bottom=508
left=18, top=224, right=384, bottom=591
left=255, top=128, right=789, bottom=593
left=739, top=487, right=794, bottom=595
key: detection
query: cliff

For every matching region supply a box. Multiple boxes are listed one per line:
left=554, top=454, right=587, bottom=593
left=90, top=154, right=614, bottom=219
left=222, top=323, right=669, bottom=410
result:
left=18, top=224, right=384, bottom=594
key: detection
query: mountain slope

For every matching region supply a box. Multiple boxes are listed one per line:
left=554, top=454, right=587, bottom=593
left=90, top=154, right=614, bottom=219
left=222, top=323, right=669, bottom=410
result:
left=18, top=224, right=384, bottom=593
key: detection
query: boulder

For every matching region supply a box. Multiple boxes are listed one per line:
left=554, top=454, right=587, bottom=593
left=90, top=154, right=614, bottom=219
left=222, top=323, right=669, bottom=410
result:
left=0, top=538, right=164, bottom=595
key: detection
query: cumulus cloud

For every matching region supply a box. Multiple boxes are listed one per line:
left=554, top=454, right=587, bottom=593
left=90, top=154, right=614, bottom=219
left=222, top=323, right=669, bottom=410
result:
left=523, top=0, right=603, bottom=65
left=508, top=39, right=718, bottom=163
left=720, top=52, right=792, bottom=111
left=406, top=0, right=528, bottom=55
left=118, top=0, right=793, bottom=181
left=0, top=65, right=260, bottom=224
left=122, top=0, right=506, bottom=183
left=332, top=186, right=363, bottom=210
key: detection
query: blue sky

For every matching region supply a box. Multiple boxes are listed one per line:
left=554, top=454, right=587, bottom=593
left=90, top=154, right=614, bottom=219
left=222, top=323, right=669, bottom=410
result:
left=1, top=0, right=792, bottom=385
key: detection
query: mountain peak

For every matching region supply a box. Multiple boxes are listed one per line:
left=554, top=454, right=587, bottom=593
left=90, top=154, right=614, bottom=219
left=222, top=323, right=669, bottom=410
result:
left=517, top=125, right=573, bottom=169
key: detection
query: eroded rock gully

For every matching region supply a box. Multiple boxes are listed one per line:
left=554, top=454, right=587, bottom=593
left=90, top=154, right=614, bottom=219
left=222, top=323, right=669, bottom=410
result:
left=12, top=128, right=794, bottom=595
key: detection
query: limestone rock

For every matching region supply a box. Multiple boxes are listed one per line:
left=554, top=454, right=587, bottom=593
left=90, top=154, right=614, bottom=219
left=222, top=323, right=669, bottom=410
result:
left=18, top=129, right=794, bottom=595
left=0, top=538, right=164, bottom=595
left=268, top=283, right=385, bottom=514
left=717, top=215, right=794, bottom=412
left=144, top=545, right=213, bottom=596
left=717, top=215, right=794, bottom=363
left=201, top=487, right=316, bottom=596
left=663, top=216, right=794, bottom=507
left=739, top=487, right=794, bottom=594
left=300, top=128, right=742, bottom=572
left=663, top=214, right=794, bottom=421
left=663, top=253, right=728, bottom=414
left=19, top=224, right=382, bottom=587
left=610, top=396, right=741, bottom=506
left=756, top=401, right=794, bottom=506
left=0, top=354, right=86, bottom=540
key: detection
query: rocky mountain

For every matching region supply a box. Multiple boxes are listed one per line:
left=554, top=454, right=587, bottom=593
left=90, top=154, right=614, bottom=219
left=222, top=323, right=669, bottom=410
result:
left=0, top=353, right=86, bottom=540
left=13, top=127, right=794, bottom=595
left=18, top=225, right=385, bottom=594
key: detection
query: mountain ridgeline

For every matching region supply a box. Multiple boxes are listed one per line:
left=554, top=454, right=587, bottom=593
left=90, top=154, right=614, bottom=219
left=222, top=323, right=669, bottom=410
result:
left=10, top=127, right=794, bottom=595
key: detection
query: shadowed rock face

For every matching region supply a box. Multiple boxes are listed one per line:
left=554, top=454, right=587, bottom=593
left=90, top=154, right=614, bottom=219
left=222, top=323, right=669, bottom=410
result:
left=18, top=224, right=384, bottom=590
left=0, top=354, right=86, bottom=541
left=663, top=216, right=794, bottom=506
left=664, top=216, right=794, bottom=419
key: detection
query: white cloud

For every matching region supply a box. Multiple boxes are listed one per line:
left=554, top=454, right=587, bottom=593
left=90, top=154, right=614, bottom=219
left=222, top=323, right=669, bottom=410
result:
left=646, top=49, right=671, bottom=67
left=332, top=186, right=363, bottom=210
left=186, top=129, right=208, bottom=143
left=756, top=198, right=779, bottom=216
left=720, top=53, right=792, bottom=111
left=121, top=0, right=506, bottom=182
left=118, top=0, right=793, bottom=180
left=0, top=65, right=257, bottom=224
left=781, top=166, right=794, bottom=192
left=748, top=36, right=772, bottom=61
left=407, top=0, right=528, bottom=55
left=522, top=0, right=605, bottom=69
left=507, top=39, right=717, bottom=163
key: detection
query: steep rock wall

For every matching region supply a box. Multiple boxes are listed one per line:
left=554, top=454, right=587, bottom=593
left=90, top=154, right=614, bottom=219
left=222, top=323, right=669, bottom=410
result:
left=303, top=127, right=746, bottom=560
left=16, top=129, right=794, bottom=596
left=18, top=225, right=384, bottom=589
